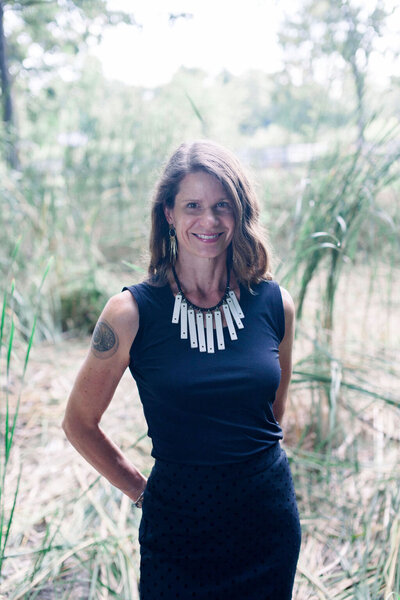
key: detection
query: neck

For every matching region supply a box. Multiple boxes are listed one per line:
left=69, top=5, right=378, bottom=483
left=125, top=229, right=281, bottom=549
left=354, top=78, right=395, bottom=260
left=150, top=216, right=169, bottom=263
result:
left=173, top=254, right=229, bottom=295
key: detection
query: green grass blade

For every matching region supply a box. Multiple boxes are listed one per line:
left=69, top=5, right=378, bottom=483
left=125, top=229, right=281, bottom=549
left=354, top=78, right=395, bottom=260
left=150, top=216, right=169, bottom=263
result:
left=10, top=237, right=21, bottom=263
left=121, top=260, right=146, bottom=274
left=185, top=91, right=205, bottom=125
left=38, top=257, right=54, bottom=293
left=0, top=469, right=21, bottom=574
left=0, top=289, right=7, bottom=355
left=23, top=315, right=37, bottom=380
left=6, top=281, right=15, bottom=380
left=23, top=257, right=53, bottom=379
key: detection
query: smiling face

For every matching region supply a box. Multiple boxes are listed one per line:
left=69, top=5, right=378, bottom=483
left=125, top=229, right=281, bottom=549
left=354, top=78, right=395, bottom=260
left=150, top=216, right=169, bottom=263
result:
left=164, top=171, right=236, bottom=263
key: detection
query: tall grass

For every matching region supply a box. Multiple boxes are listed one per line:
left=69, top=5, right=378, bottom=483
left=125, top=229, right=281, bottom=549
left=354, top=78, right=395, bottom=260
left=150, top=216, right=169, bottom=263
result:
left=0, top=247, right=52, bottom=580
left=279, top=125, right=400, bottom=333
left=287, top=276, right=400, bottom=599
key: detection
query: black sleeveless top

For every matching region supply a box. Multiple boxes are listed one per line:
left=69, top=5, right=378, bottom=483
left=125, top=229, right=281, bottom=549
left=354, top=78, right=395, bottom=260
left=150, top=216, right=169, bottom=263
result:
left=123, top=280, right=285, bottom=465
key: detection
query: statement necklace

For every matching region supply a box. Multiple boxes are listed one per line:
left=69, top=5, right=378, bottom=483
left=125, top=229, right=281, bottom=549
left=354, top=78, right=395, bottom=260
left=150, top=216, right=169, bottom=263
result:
left=171, top=266, right=245, bottom=353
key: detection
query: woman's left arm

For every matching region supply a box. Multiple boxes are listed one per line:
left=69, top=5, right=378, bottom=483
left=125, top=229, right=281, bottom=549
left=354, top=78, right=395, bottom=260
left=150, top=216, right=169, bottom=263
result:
left=273, top=287, right=295, bottom=424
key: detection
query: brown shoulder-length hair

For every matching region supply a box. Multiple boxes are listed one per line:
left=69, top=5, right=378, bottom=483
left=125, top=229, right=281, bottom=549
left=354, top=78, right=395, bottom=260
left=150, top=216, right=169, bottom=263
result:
left=148, top=139, right=272, bottom=287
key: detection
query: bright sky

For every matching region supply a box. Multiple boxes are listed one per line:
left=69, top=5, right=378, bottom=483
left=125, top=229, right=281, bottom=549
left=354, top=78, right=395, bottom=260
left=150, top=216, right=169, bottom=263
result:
left=94, top=0, right=400, bottom=88
left=94, top=0, right=285, bottom=87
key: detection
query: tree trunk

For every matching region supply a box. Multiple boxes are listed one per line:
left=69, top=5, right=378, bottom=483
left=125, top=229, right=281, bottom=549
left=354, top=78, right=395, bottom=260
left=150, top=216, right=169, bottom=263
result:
left=0, top=0, right=19, bottom=168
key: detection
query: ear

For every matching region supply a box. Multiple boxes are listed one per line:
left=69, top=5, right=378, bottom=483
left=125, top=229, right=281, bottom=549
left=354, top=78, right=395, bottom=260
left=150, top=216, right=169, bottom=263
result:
left=163, top=205, right=174, bottom=225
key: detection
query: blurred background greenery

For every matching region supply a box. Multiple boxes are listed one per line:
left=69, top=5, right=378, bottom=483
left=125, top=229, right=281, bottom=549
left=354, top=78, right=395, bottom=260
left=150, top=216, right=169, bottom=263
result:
left=0, top=1, right=399, bottom=598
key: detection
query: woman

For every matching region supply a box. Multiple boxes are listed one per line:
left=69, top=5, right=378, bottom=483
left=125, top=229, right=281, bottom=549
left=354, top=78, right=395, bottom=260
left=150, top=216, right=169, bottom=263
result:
left=63, top=140, right=301, bottom=599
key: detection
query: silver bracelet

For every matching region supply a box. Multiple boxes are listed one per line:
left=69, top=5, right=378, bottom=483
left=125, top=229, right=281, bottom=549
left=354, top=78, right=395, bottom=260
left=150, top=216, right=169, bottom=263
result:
left=134, top=489, right=145, bottom=508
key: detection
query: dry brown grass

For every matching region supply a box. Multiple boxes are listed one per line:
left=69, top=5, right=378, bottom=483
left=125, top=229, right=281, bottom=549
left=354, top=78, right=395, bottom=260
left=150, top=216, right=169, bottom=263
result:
left=2, top=338, right=151, bottom=598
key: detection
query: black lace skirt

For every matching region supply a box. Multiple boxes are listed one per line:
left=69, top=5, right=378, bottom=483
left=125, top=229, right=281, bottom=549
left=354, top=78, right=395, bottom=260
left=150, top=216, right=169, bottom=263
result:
left=138, top=443, right=301, bottom=600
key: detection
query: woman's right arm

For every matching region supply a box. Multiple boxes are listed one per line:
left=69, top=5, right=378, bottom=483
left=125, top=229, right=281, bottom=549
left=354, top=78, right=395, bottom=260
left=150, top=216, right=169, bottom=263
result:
left=62, top=290, right=147, bottom=502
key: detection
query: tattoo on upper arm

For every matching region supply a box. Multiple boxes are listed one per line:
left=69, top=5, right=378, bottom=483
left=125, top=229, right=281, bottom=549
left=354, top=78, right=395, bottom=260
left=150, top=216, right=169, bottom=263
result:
left=91, top=320, right=119, bottom=359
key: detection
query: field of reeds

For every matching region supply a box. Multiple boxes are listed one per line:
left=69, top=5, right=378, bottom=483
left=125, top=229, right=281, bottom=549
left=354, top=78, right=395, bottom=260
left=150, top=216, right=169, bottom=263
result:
left=1, top=135, right=399, bottom=598
left=1, top=12, right=400, bottom=592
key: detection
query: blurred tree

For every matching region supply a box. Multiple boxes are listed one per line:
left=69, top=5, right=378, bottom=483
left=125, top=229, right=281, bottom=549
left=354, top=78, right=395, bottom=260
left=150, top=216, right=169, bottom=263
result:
left=0, top=0, right=138, bottom=168
left=235, top=71, right=273, bottom=136
left=279, top=0, right=392, bottom=148
left=270, top=71, right=352, bottom=138
left=0, top=0, right=18, bottom=167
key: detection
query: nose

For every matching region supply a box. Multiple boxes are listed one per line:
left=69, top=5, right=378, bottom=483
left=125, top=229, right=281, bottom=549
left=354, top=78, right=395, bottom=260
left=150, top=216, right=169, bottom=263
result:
left=201, top=207, right=220, bottom=227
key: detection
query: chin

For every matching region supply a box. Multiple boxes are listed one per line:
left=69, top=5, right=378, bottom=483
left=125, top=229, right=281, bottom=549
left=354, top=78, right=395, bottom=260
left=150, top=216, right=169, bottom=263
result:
left=194, top=248, right=228, bottom=260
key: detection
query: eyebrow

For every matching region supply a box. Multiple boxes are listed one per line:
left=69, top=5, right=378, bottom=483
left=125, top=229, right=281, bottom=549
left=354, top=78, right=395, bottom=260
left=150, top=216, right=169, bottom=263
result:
left=177, top=197, right=230, bottom=202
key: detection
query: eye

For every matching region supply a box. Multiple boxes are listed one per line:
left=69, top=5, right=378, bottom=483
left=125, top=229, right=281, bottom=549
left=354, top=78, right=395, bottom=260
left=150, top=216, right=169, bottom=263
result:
left=216, top=201, right=231, bottom=209
left=186, top=202, right=199, bottom=209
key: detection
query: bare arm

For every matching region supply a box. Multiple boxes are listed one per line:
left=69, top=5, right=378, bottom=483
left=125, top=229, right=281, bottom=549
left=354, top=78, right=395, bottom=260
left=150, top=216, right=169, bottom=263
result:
left=62, top=290, right=147, bottom=502
left=273, top=287, right=295, bottom=424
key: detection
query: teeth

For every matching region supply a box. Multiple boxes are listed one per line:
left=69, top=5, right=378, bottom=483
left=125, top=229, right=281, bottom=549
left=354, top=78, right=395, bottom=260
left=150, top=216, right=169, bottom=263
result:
left=196, top=234, right=219, bottom=240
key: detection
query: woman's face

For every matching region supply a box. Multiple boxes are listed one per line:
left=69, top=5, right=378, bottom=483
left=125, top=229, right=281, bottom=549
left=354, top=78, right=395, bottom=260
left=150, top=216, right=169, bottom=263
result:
left=164, top=171, right=235, bottom=263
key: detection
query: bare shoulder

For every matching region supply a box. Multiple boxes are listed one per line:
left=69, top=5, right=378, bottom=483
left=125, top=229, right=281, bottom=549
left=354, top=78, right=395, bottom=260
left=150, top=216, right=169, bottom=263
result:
left=91, top=291, right=139, bottom=360
left=279, top=286, right=295, bottom=326
left=102, top=290, right=139, bottom=322
left=279, top=286, right=295, bottom=312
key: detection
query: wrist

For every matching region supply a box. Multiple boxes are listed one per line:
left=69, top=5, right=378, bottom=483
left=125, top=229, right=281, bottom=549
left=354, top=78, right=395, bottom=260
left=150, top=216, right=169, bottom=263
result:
left=122, top=475, right=147, bottom=503
left=133, top=488, right=146, bottom=508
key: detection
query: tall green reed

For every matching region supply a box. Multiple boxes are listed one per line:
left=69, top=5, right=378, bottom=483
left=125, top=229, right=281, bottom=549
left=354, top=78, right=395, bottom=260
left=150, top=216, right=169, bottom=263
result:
left=280, top=125, right=400, bottom=333
left=0, top=245, right=52, bottom=579
left=277, top=122, right=400, bottom=458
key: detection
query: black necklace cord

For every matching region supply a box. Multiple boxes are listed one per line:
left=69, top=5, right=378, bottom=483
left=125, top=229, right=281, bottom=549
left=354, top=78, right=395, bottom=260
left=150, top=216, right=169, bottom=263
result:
left=171, top=264, right=231, bottom=313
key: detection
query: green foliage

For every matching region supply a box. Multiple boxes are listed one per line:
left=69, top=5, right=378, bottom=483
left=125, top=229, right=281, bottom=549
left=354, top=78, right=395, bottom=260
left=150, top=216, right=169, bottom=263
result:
left=280, top=126, right=400, bottom=331
left=270, top=73, right=351, bottom=136
left=279, top=0, right=390, bottom=76
left=278, top=0, right=396, bottom=146
left=4, top=0, right=137, bottom=71
left=2, top=50, right=399, bottom=340
left=59, top=284, right=108, bottom=334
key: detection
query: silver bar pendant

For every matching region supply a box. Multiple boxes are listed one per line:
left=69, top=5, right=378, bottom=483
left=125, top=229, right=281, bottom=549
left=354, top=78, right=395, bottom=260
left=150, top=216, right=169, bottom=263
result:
left=228, top=290, right=244, bottom=319
left=205, top=312, right=214, bottom=353
left=214, top=309, right=225, bottom=350
left=226, top=297, right=244, bottom=329
left=188, top=307, right=198, bottom=348
left=172, top=293, right=183, bottom=323
left=180, top=301, right=188, bottom=339
left=222, top=302, right=238, bottom=341
left=196, top=311, right=207, bottom=352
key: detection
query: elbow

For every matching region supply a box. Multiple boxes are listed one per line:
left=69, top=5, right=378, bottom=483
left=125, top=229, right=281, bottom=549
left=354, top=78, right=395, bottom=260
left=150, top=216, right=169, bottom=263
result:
left=62, top=405, right=81, bottom=441
left=273, top=405, right=285, bottom=425
left=62, top=415, right=69, bottom=432
left=273, top=394, right=288, bottom=424
left=62, top=413, right=74, bottom=440
left=62, top=409, right=99, bottom=442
